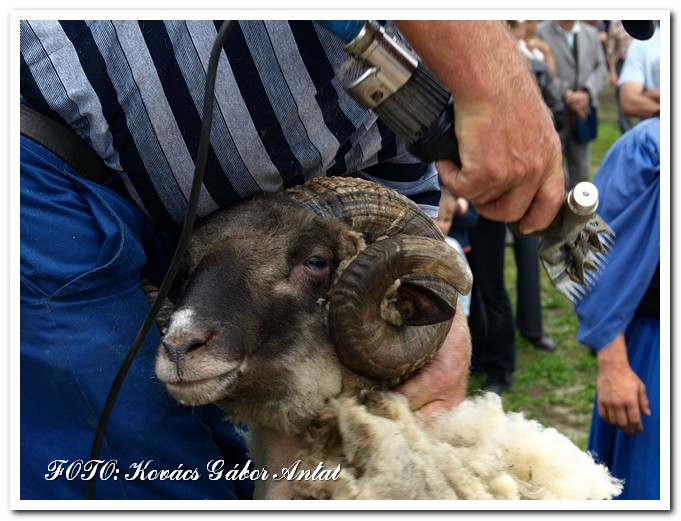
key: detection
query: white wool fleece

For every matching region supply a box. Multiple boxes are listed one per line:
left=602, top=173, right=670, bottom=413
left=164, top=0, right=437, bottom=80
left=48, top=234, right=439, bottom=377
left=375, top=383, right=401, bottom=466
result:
left=292, top=392, right=623, bottom=500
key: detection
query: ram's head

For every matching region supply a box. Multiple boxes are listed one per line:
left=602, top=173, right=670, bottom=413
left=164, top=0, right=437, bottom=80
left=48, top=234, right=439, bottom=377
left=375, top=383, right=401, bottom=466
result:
left=154, top=177, right=472, bottom=433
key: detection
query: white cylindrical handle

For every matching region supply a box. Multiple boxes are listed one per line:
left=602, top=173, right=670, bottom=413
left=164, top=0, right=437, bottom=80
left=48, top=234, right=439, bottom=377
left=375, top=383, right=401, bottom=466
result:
left=568, top=182, right=599, bottom=216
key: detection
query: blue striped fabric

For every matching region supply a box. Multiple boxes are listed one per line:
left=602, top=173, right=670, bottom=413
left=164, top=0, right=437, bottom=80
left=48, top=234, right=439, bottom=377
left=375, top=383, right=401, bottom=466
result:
left=20, top=20, right=441, bottom=228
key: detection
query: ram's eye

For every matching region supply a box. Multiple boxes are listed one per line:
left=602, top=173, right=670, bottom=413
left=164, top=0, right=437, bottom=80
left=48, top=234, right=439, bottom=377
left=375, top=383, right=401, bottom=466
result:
left=305, top=256, right=328, bottom=271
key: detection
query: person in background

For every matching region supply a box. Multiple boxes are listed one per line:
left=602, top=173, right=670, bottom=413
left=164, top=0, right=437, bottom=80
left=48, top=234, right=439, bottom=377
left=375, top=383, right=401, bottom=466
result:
left=574, top=117, right=660, bottom=500
left=536, top=20, right=607, bottom=189
left=467, top=21, right=563, bottom=397
left=435, top=188, right=472, bottom=318
left=619, top=22, right=660, bottom=120
left=467, top=215, right=516, bottom=395
left=506, top=20, right=561, bottom=352
left=509, top=21, right=567, bottom=137
left=511, top=233, right=557, bottom=352
left=520, top=20, right=557, bottom=79
left=585, top=20, right=610, bottom=53
left=447, top=197, right=478, bottom=261
left=607, top=20, right=635, bottom=133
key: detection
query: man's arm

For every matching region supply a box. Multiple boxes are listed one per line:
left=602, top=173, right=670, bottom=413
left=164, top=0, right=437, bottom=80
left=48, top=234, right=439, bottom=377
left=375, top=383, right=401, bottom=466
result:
left=607, top=52, right=619, bottom=87
left=620, top=82, right=661, bottom=118
left=617, top=38, right=660, bottom=118
left=395, top=20, right=564, bottom=235
left=606, top=26, right=619, bottom=87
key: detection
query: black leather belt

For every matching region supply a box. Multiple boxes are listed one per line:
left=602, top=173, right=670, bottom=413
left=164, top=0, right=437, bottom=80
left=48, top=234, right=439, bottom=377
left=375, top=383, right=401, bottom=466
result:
left=20, top=104, right=120, bottom=187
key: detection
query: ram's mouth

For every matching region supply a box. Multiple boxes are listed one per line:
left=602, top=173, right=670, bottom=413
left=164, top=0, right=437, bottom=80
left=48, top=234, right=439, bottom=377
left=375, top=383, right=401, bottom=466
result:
left=164, top=369, right=240, bottom=406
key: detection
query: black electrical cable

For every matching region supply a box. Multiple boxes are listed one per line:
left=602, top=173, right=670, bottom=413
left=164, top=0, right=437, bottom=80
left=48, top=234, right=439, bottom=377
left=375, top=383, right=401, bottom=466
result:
left=85, top=19, right=236, bottom=500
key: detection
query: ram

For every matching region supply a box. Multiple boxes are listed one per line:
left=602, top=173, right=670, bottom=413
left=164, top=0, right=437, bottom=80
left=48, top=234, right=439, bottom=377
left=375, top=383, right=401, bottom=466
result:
left=151, top=176, right=622, bottom=500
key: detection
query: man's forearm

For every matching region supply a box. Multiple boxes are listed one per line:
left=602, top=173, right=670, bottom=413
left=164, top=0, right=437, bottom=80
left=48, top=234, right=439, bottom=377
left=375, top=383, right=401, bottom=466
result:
left=597, top=333, right=629, bottom=370
left=394, top=21, right=535, bottom=105
left=621, top=83, right=661, bottom=118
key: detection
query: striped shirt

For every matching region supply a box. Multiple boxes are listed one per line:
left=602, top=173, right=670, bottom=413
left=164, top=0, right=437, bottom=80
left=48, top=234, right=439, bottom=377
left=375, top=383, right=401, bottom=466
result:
left=20, top=20, right=440, bottom=229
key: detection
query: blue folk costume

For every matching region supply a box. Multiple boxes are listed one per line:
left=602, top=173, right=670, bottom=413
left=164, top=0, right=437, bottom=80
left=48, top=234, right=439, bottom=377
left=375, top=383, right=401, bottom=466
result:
left=19, top=19, right=660, bottom=501
left=575, top=117, right=660, bottom=500
left=20, top=20, right=442, bottom=500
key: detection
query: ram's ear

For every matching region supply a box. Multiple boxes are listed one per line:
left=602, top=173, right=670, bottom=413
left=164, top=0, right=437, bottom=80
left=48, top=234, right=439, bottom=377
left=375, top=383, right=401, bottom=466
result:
left=141, top=279, right=177, bottom=336
left=391, top=274, right=457, bottom=326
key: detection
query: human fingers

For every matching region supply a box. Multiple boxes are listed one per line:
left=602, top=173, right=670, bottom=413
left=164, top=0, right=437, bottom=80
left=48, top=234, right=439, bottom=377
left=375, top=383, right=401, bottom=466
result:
left=437, top=159, right=489, bottom=203
left=517, top=166, right=565, bottom=234
left=439, top=149, right=538, bottom=213
left=639, top=383, right=651, bottom=416
left=473, top=184, right=533, bottom=223
left=394, top=318, right=470, bottom=413
left=625, top=399, right=644, bottom=434
left=597, top=398, right=608, bottom=424
left=598, top=391, right=622, bottom=431
left=474, top=146, right=564, bottom=234
left=393, top=303, right=471, bottom=419
left=613, top=404, right=635, bottom=436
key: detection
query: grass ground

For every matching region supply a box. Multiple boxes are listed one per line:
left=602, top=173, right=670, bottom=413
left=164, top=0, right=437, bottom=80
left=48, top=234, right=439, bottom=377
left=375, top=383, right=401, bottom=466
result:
left=466, top=83, right=622, bottom=450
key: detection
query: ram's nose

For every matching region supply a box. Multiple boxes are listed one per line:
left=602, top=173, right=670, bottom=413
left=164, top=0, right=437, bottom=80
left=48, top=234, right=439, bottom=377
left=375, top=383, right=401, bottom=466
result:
left=162, top=330, right=213, bottom=363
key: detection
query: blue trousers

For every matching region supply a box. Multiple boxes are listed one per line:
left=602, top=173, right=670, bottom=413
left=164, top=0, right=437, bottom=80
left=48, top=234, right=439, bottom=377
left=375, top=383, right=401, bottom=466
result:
left=588, top=315, right=660, bottom=500
left=20, top=136, right=253, bottom=500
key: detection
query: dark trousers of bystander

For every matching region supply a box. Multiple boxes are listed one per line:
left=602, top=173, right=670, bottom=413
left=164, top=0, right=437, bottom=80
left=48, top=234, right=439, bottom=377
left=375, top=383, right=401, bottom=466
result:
left=513, top=234, right=543, bottom=340
left=467, top=217, right=516, bottom=391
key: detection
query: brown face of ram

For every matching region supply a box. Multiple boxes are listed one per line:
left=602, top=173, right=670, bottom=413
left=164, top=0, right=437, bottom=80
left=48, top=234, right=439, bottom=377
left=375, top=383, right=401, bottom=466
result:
left=154, top=177, right=473, bottom=433
left=154, top=196, right=357, bottom=432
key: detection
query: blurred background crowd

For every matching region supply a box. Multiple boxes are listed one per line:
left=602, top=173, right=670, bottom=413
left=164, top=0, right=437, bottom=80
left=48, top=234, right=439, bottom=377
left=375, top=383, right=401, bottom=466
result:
left=442, top=19, right=661, bottom=501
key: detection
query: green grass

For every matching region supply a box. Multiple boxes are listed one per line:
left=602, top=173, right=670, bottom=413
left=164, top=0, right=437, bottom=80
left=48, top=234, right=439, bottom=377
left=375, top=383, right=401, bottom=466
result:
left=466, top=84, right=622, bottom=450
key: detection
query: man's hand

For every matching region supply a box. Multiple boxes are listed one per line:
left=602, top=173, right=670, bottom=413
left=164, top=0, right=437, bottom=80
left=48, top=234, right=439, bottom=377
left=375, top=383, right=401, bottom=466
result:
left=596, top=334, right=651, bottom=435
left=436, top=94, right=564, bottom=235
left=644, top=87, right=661, bottom=102
left=565, top=89, right=592, bottom=119
left=526, top=37, right=549, bottom=55
left=608, top=69, right=619, bottom=88
left=395, top=21, right=565, bottom=235
left=393, top=300, right=471, bottom=420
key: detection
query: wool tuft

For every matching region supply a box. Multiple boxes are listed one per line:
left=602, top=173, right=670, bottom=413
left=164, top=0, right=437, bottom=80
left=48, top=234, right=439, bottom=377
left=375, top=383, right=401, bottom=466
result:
left=291, top=391, right=622, bottom=500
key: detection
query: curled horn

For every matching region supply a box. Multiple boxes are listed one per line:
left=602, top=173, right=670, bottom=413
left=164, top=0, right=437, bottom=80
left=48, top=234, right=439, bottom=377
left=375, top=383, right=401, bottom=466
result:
left=329, top=236, right=472, bottom=379
left=287, top=176, right=473, bottom=380
left=286, top=176, right=444, bottom=243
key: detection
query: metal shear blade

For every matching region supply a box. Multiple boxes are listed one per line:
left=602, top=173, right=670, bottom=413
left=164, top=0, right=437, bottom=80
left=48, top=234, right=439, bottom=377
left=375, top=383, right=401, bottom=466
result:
left=538, top=214, right=615, bottom=303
